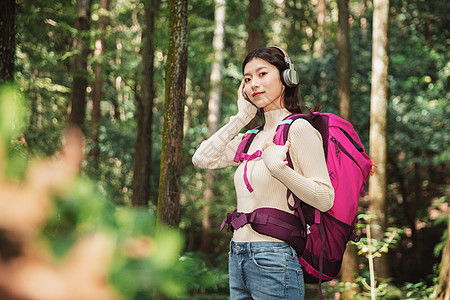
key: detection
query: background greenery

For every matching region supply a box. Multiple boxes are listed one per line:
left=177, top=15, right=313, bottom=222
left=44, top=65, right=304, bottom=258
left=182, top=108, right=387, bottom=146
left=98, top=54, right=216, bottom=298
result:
left=2, top=0, right=449, bottom=298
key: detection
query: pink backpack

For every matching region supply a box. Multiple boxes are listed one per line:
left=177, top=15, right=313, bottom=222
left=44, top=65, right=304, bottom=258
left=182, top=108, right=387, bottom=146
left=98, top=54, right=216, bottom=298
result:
left=221, top=112, right=373, bottom=299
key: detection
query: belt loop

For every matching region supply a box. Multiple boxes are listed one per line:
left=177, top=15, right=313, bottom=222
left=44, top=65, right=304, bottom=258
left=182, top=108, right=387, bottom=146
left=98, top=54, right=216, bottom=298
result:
left=290, top=245, right=297, bottom=258
left=247, top=242, right=252, bottom=258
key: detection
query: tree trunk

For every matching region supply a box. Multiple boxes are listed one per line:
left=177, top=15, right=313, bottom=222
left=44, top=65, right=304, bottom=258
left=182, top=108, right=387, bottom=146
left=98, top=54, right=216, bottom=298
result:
left=314, top=0, right=327, bottom=57
left=244, top=0, right=263, bottom=131
left=337, top=0, right=352, bottom=122
left=368, top=0, right=390, bottom=279
left=437, top=216, right=450, bottom=300
left=246, top=0, right=262, bottom=52
left=200, top=0, right=226, bottom=254
left=156, top=0, right=188, bottom=227
left=336, top=2, right=359, bottom=294
left=201, top=170, right=214, bottom=253
left=340, top=243, right=360, bottom=299
left=132, top=0, right=160, bottom=207
left=69, top=0, right=93, bottom=128
left=89, top=0, right=110, bottom=168
left=0, top=0, right=15, bottom=83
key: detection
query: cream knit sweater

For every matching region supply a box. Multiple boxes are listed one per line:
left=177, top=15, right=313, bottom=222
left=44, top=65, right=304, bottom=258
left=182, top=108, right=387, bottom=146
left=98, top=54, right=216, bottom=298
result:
left=192, top=108, right=334, bottom=243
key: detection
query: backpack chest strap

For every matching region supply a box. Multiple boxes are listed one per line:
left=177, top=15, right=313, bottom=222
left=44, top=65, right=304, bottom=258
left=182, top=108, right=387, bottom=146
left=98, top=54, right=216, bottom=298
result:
left=240, top=150, right=262, bottom=192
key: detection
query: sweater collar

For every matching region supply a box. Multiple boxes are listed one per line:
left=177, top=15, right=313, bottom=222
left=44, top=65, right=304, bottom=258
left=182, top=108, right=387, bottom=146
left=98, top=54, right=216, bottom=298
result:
left=263, top=108, right=292, bottom=131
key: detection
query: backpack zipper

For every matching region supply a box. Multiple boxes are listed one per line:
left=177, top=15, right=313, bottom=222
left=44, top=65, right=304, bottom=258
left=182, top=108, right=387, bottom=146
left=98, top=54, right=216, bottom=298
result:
left=331, top=137, right=363, bottom=175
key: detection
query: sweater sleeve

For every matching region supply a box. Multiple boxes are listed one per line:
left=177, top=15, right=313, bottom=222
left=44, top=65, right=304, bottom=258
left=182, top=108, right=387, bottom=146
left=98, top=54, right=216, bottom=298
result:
left=192, top=114, right=252, bottom=169
left=261, top=119, right=334, bottom=212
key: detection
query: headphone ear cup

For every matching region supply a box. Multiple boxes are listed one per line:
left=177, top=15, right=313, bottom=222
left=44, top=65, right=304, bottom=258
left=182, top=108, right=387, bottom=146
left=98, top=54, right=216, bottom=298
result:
left=281, top=69, right=299, bottom=88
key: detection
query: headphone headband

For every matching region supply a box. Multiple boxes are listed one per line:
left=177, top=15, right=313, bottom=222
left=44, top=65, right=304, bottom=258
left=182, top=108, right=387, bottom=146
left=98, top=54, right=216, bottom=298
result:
left=272, top=46, right=289, bottom=58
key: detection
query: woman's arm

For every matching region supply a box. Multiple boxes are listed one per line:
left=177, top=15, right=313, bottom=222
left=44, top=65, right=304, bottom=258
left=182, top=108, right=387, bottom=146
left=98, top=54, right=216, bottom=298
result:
left=261, top=119, right=334, bottom=212
left=192, top=114, right=250, bottom=169
left=192, top=80, right=258, bottom=169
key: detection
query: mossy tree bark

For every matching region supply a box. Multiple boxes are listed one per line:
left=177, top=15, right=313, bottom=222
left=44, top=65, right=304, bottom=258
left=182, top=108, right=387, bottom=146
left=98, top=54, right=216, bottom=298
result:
left=156, top=0, right=188, bottom=228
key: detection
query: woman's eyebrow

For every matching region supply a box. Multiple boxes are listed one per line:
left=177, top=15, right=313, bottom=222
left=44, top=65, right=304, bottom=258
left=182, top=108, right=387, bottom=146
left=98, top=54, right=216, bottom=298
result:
left=244, top=66, right=268, bottom=77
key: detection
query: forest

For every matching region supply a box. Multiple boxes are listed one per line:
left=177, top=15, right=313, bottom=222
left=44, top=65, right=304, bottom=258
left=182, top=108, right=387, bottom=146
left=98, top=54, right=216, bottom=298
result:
left=0, top=0, right=448, bottom=299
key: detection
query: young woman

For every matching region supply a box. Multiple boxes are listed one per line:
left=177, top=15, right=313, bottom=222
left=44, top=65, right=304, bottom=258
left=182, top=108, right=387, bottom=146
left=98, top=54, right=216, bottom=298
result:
left=192, top=47, right=334, bottom=299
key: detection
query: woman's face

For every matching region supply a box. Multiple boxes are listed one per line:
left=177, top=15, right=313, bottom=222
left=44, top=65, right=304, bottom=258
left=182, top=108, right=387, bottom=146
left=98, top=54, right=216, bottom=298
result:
left=243, top=58, right=285, bottom=112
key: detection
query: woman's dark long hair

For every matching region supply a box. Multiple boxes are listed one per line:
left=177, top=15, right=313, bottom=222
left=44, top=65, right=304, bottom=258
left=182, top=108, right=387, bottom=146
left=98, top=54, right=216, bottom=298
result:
left=242, top=47, right=302, bottom=114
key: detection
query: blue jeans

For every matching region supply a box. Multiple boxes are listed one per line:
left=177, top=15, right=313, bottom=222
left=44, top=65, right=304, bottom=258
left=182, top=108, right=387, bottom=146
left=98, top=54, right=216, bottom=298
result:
left=229, top=241, right=305, bottom=300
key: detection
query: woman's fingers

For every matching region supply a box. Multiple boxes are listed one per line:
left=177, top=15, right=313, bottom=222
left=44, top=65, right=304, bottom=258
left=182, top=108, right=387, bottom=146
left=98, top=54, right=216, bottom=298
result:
left=238, top=79, right=245, bottom=99
left=285, top=140, right=291, bottom=149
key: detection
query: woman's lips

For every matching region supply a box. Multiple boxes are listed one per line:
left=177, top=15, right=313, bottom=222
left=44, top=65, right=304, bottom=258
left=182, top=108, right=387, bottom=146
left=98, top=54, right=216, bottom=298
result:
left=252, top=92, right=264, bottom=97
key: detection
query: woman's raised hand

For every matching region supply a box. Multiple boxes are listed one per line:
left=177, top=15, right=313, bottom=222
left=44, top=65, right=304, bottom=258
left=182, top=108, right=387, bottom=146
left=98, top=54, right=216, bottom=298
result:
left=237, top=79, right=257, bottom=121
left=261, top=131, right=291, bottom=173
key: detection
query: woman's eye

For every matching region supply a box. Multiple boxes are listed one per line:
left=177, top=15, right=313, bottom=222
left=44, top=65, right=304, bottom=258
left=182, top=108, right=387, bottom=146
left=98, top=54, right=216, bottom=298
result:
left=244, top=78, right=251, bottom=82
left=259, top=72, right=267, bottom=77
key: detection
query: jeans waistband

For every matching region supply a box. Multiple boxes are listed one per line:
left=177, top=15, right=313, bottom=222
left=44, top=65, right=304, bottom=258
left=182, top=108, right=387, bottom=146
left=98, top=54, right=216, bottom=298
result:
left=230, top=240, right=297, bottom=257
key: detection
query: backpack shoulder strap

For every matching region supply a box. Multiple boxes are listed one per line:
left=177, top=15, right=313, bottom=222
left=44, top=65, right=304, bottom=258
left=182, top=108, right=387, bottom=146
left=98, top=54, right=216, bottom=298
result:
left=234, top=125, right=264, bottom=163
left=273, top=114, right=312, bottom=146
left=274, top=113, right=330, bottom=162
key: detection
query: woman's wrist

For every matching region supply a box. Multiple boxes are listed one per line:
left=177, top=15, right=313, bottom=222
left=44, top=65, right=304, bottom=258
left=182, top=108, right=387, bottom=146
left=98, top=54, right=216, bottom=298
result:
left=236, top=97, right=258, bottom=123
left=236, top=110, right=255, bottom=124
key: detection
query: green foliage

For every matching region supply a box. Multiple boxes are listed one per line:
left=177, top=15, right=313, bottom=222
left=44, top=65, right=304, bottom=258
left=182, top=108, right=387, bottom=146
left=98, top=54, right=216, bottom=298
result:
left=84, top=116, right=137, bottom=205
left=178, top=252, right=229, bottom=296
left=0, top=84, right=29, bottom=180
left=401, top=280, right=437, bottom=300
left=11, top=0, right=449, bottom=297
left=15, top=0, right=74, bottom=156
left=356, top=214, right=403, bottom=257
left=0, top=86, right=221, bottom=300
left=433, top=207, right=449, bottom=257
left=388, top=0, right=448, bottom=170
left=44, top=179, right=190, bottom=299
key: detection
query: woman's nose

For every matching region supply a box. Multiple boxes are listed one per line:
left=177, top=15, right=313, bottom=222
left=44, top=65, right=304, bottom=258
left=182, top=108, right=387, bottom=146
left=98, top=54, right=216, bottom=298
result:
left=251, top=78, right=260, bottom=89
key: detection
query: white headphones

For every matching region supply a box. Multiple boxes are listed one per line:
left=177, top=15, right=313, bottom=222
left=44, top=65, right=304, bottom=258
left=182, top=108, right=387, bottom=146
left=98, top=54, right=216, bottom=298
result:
left=272, top=46, right=300, bottom=88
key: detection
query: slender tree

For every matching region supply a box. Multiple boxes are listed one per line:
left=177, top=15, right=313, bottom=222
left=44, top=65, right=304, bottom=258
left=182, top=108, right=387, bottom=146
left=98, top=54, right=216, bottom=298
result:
left=244, top=0, right=264, bottom=131
left=89, top=0, right=110, bottom=166
left=132, top=0, right=160, bottom=207
left=337, top=0, right=352, bottom=122
left=246, top=0, right=262, bottom=52
left=369, top=0, right=390, bottom=279
left=341, top=242, right=359, bottom=298
left=0, top=0, right=15, bottom=83
left=436, top=217, right=450, bottom=300
left=336, top=1, right=359, bottom=297
left=314, top=0, right=327, bottom=57
left=200, top=0, right=226, bottom=253
left=69, top=0, right=93, bottom=128
left=156, top=0, right=188, bottom=227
